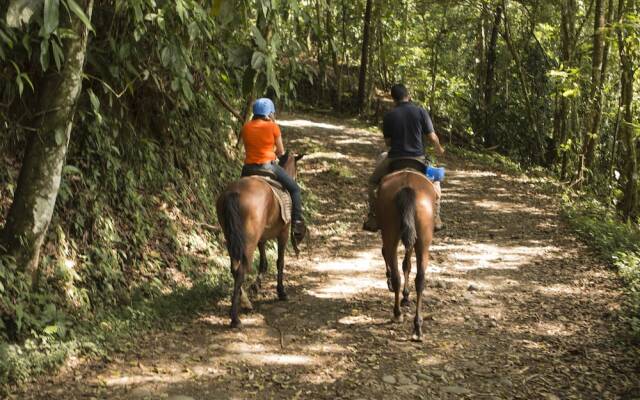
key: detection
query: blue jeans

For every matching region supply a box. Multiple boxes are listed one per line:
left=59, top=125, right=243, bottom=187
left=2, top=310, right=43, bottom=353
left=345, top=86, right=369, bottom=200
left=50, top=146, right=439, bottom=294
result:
left=242, top=163, right=303, bottom=221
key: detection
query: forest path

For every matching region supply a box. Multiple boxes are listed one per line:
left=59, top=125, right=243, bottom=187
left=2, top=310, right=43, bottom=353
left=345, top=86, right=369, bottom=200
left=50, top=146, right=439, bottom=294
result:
left=20, top=113, right=639, bottom=399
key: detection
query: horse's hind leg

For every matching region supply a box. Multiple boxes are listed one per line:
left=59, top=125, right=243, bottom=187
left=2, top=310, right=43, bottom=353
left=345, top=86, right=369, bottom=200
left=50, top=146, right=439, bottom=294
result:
left=276, top=229, right=288, bottom=301
left=383, top=239, right=402, bottom=323
left=230, top=259, right=246, bottom=328
left=401, top=248, right=413, bottom=307
left=412, top=242, right=429, bottom=342
left=250, top=241, right=268, bottom=296
left=382, top=248, right=393, bottom=292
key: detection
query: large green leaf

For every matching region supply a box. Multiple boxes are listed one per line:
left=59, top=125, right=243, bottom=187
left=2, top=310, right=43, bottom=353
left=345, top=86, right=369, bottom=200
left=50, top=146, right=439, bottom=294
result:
left=251, top=26, right=267, bottom=51
left=65, top=0, right=93, bottom=32
left=251, top=51, right=266, bottom=70
left=40, top=38, right=50, bottom=70
left=43, top=0, right=60, bottom=35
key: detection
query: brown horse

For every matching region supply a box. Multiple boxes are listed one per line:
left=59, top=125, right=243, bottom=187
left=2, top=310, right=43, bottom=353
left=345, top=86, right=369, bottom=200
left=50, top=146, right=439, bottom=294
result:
left=376, top=170, right=438, bottom=341
left=216, top=153, right=303, bottom=328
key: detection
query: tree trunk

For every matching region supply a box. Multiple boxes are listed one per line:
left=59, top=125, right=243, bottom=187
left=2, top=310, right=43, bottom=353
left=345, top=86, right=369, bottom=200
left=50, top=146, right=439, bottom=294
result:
left=1, top=0, right=94, bottom=280
left=326, top=1, right=343, bottom=108
left=501, top=0, right=543, bottom=160
left=580, top=0, right=606, bottom=176
left=315, top=0, right=326, bottom=102
left=357, top=0, right=374, bottom=112
left=617, top=0, right=638, bottom=219
left=483, top=4, right=503, bottom=147
left=556, top=0, right=577, bottom=177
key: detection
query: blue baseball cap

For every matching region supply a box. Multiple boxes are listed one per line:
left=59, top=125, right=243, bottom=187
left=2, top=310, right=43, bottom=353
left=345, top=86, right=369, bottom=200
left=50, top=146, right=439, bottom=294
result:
left=252, top=98, right=276, bottom=117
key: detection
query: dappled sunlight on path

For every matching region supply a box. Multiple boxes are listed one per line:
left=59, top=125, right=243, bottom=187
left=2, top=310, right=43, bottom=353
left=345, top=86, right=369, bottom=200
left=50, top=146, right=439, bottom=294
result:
left=18, top=113, right=640, bottom=399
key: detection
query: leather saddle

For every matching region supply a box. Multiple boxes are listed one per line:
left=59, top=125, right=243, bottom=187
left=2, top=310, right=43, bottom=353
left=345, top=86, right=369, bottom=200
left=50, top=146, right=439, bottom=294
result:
left=241, top=170, right=291, bottom=224
left=388, top=157, right=427, bottom=174
left=242, top=168, right=284, bottom=191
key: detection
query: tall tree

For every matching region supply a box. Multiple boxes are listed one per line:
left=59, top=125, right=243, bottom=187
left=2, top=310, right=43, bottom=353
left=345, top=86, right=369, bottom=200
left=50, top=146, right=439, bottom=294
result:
left=1, top=0, right=94, bottom=280
left=556, top=0, right=577, bottom=179
left=616, top=0, right=638, bottom=219
left=580, top=0, right=606, bottom=177
left=483, top=4, right=503, bottom=147
left=357, top=0, right=374, bottom=111
left=501, top=0, right=543, bottom=160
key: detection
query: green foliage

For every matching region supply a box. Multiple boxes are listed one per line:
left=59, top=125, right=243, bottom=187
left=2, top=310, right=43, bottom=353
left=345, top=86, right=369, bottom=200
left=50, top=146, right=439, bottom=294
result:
left=447, top=146, right=523, bottom=175
left=0, top=0, right=252, bottom=385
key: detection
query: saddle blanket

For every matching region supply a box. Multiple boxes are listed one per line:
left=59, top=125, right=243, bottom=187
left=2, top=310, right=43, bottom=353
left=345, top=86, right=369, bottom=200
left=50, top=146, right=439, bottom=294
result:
left=244, top=176, right=292, bottom=224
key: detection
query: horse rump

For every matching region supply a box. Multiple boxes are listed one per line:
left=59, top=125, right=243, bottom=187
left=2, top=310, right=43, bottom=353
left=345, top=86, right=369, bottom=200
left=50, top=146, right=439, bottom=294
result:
left=221, top=192, right=245, bottom=263
left=395, top=187, right=417, bottom=249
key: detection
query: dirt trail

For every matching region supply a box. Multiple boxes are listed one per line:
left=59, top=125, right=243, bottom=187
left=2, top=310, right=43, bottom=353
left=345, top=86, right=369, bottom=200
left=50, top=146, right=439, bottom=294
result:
left=18, top=114, right=640, bottom=399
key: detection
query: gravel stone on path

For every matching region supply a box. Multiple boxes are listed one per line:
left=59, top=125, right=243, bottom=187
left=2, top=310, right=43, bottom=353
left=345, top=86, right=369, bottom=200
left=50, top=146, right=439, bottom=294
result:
left=382, top=375, right=397, bottom=384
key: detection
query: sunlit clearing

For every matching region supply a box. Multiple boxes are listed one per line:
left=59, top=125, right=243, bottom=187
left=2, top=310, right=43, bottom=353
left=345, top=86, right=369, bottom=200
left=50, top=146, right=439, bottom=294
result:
left=433, top=242, right=561, bottom=271
left=308, top=252, right=387, bottom=298
left=225, top=342, right=268, bottom=354
left=234, top=353, right=317, bottom=366
left=474, top=199, right=550, bottom=215
left=533, top=321, right=575, bottom=337
left=304, top=151, right=348, bottom=160
left=314, top=251, right=379, bottom=272
left=279, top=119, right=345, bottom=130
left=417, top=355, right=446, bottom=367
left=308, top=276, right=387, bottom=298
left=451, top=170, right=498, bottom=178
left=338, top=315, right=387, bottom=326
left=304, top=343, right=346, bottom=354
left=535, top=284, right=581, bottom=295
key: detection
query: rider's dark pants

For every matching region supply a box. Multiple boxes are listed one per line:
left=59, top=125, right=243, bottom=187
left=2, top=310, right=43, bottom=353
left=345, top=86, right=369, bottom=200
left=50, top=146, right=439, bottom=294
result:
left=242, top=162, right=303, bottom=222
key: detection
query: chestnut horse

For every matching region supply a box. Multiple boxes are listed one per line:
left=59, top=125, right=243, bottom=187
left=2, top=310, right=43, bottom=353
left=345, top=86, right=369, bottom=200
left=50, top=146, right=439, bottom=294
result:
left=216, top=153, right=303, bottom=328
left=377, top=170, right=438, bottom=341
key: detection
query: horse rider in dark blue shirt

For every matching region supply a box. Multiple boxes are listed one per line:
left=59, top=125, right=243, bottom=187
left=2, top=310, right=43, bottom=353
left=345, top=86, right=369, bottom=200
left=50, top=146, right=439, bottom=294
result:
left=363, top=84, right=445, bottom=232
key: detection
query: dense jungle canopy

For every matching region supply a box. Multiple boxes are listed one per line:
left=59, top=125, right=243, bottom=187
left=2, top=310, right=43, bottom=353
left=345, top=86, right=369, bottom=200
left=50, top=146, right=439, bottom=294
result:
left=0, top=0, right=639, bottom=396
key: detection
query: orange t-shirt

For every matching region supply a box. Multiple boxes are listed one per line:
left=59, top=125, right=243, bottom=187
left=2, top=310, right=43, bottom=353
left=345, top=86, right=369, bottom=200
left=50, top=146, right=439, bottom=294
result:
left=242, top=119, right=281, bottom=165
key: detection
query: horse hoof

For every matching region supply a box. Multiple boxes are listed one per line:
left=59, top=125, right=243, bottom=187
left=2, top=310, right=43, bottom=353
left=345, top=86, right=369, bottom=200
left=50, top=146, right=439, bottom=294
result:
left=391, top=314, right=404, bottom=324
left=230, top=319, right=242, bottom=329
left=278, top=292, right=288, bottom=301
left=411, top=333, right=423, bottom=343
left=401, top=298, right=411, bottom=307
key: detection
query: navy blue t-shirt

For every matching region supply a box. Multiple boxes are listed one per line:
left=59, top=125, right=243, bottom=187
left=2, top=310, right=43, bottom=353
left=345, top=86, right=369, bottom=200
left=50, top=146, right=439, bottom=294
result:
left=383, top=102, right=434, bottom=158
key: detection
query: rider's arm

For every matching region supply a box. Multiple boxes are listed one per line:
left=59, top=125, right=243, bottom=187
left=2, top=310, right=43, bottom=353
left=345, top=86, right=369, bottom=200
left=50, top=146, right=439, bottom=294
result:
left=424, top=132, right=445, bottom=155
left=420, top=108, right=444, bottom=155
left=275, top=134, right=285, bottom=157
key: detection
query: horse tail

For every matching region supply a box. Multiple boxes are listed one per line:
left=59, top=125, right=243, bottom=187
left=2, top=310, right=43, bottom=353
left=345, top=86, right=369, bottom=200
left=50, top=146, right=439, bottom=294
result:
left=221, top=192, right=245, bottom=263
left=395, top=187, right=417, bottom=249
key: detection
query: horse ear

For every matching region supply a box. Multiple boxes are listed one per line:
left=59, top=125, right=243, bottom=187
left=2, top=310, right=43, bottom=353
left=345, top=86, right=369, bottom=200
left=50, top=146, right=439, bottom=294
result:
left=295, top=154, right=305, bottom=162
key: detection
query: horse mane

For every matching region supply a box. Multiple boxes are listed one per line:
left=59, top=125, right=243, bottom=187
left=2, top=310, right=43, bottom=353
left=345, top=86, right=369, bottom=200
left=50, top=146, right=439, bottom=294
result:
left=278, top=152, right=290, bottom=167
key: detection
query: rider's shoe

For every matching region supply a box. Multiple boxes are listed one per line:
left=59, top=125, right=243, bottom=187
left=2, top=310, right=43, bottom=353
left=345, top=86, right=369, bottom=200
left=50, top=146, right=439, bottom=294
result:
left=292, top=219, right=307, bottom=243
left=362, top=214, right=379, bottom=232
